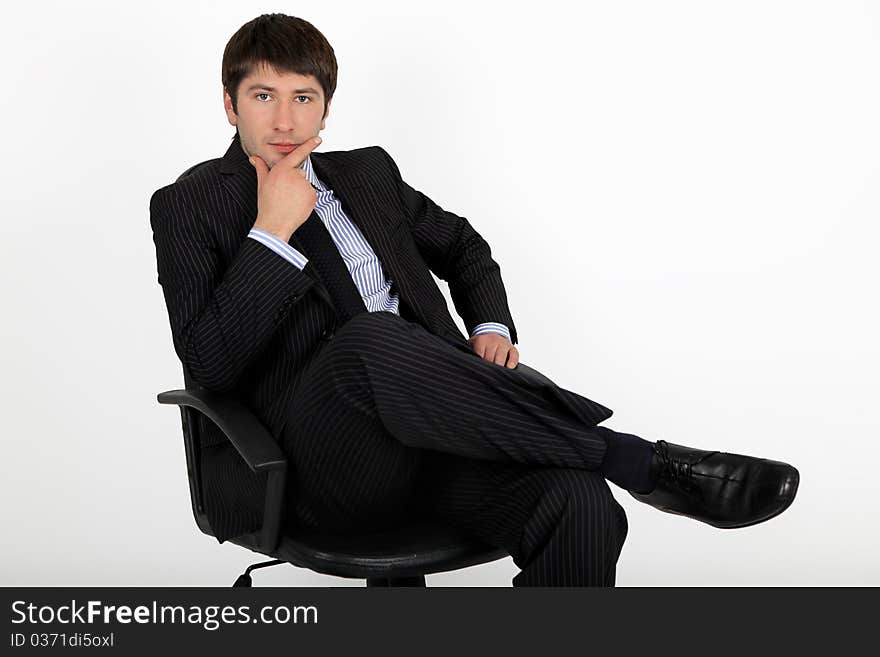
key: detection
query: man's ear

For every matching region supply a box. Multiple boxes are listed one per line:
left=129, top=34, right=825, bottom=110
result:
left=321, top=97, right=332, bottom=131
left=223, top=86, right=237, bottom=127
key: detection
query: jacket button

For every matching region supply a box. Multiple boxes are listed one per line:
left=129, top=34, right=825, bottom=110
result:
left=321, top=327, right=335, bottom=340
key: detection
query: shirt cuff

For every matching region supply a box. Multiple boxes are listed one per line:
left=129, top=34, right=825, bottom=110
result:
left=247, top=227, right=309, bottom=269
left=470, top=322, right=511, bottom=342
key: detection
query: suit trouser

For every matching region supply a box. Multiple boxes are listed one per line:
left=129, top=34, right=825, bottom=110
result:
left=278, top=311, right=628, bottom=586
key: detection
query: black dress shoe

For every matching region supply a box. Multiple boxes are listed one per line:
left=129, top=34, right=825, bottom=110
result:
left=628, top=440, right=800, bottom=529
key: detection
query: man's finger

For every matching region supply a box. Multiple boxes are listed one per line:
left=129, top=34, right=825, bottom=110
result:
left=493, top=346, right=508, bottom=366
left=280, top=136, right=322, bottom=169
left=506, top=348, right=519, bottom=368
left=479, top=340, right=495, bottom=360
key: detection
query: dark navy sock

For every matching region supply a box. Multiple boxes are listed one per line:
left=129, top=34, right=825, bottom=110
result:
left=594, top=425, right=657, bottom=493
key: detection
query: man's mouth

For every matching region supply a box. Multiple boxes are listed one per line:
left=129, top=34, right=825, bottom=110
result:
left=270, top=143, right=300, bottom=152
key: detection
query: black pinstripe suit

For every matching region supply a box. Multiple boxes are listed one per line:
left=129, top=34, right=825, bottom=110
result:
left=150, top=138, right=627, bottom=585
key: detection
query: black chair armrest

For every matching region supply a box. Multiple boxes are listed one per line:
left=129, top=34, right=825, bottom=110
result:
left=157, top=388, right=287, bottom=552
left=157, top=388, right=285, bottom=472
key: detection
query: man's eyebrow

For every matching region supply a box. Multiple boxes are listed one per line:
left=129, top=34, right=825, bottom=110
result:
left=245, top=84, right=321, bottom=95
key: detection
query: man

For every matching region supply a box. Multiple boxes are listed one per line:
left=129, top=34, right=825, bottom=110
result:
left=150, top=14, right=799, bottom=586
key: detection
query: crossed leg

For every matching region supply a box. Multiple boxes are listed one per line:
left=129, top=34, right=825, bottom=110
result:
left=278, top=311, right=628, bottom=585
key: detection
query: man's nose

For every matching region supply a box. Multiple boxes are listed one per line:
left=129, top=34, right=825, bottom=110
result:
left=272, top=101, right=299, bottom=132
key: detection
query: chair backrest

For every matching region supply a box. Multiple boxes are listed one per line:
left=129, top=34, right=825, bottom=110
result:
left=173, top=159, right=220, bottom=538
left=177, top=160, right=214, bottom=181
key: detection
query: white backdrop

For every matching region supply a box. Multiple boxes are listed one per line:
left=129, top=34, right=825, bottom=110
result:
left=1, top=0, right=877, bottom=586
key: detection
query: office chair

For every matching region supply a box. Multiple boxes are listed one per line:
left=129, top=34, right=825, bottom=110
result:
left=155, top=158, right=510, bottom=587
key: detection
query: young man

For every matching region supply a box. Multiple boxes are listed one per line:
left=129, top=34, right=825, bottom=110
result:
left=150, top=13, right=799, bottom=586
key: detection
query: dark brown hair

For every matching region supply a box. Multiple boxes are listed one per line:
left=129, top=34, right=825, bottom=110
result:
left=221, top=14, right=338, bottom=138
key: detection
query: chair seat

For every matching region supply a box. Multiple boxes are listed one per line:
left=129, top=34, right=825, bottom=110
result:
left=230, top=517, right=509, bottom=580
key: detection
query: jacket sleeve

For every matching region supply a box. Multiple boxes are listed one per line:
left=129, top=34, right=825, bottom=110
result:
left=376, top=146, right=519, bottom=345
left=150, top=185, right=316, bottom=392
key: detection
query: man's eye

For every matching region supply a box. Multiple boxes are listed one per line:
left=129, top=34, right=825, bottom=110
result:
left=255, top=94, right=311, bottom=103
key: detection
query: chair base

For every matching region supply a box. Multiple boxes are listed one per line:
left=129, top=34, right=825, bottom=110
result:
left=366, top=576, right=426, bottom=587
left=232, top=559, right=428, bottom=587
left=232, top=558, right=286, bottom=587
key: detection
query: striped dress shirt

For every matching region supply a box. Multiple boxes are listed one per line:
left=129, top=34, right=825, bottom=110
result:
left=246, top=155, right=511, bottom=342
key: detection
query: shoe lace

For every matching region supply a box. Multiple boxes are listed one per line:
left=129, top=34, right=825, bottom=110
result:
left=654, top=440, right=700, bottom=494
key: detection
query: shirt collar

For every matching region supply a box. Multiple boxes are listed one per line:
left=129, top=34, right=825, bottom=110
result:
left=301, top=154, right=326, bottom=191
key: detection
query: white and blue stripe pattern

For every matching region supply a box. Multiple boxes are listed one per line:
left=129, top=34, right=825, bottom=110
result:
left=247, top=155, right=511, bottom=342
left=248, top=226, right=309, bottom=269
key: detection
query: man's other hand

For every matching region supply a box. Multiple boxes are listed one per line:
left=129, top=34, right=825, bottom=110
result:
left=468, top=333, right=519, bottom=369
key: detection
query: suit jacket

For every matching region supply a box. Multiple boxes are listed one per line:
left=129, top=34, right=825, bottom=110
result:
left=150, top=137, right=519, bottom=542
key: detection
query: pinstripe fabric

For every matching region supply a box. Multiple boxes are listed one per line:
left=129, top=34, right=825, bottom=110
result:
left=280, top=311, right=626, bottom=585
left=150, top=138, right=616, bottom=563
left=420, top=456, right=628, bottom=586
left=243, top=155, right=511, bottom=342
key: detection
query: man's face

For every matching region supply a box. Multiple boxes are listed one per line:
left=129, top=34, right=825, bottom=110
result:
left=223, top=62, right=330, bottom=169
